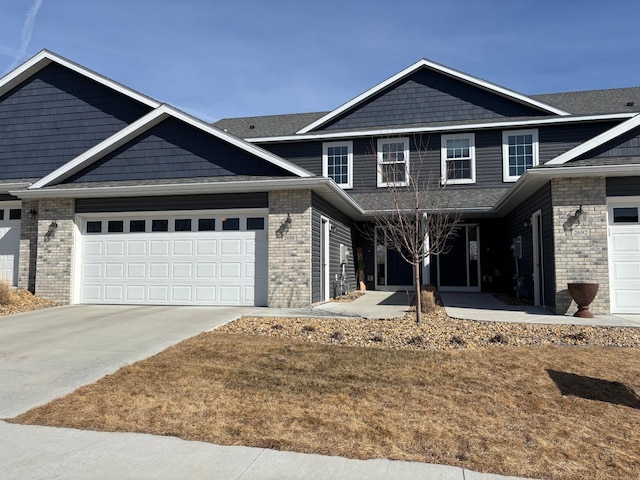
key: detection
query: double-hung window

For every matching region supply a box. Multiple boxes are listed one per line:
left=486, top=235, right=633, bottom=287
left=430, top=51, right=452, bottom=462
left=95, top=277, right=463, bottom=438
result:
left=503, top=129, right=539, bottom=182
left=323, top=141, right=353, bottom=189
left=377, top=137, right=409, bottom=187
left=441, top=133, right=475, bottom=184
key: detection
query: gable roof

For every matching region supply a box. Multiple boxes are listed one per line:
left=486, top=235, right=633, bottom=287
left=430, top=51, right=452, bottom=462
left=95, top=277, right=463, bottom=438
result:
left=0, top=49, right=161, bottom=109
left=29, top=104, right=313, bottom=189
left=296, top=58, right=570, bottom=134
left=545, top=113, right=640, bottom=166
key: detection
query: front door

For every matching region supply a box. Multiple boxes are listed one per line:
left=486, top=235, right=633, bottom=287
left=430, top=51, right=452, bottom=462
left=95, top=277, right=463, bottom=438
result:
left=375, top=227, right=414, bottom=290
left=438, top=224, right=480, bottom=292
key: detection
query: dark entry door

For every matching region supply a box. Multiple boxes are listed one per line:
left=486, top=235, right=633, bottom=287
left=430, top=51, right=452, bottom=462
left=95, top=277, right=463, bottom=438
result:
left=438, top=225, right=480, bottom=291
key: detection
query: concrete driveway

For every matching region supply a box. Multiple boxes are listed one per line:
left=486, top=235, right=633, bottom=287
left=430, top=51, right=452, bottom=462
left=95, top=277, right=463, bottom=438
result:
left=0, top=304, right=248, bottom=418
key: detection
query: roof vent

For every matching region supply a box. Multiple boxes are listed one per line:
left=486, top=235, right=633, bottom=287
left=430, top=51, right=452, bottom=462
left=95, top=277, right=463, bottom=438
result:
left=249, top=125, right=255, bottom=129
left=626, top=102, right=635, bottom=107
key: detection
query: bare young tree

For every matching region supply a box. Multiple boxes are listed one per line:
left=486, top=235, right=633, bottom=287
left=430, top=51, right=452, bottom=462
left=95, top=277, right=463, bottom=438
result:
left=364, top=135, right=461, bottom=324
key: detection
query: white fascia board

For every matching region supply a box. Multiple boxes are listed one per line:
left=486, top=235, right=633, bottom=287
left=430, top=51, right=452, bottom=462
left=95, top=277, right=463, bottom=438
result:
left=252, top=113, right=634, bottom=144
left=296, top=58, right=569, bottom=134
left=13, top=176, right=365, bottom=216
left=0, top=50, right=160, bottom=109
left=545, top=113, right=640, bottom=165
left=29, top=108, right=171, bottom=189
left=492, top=163, right=640, bottom=214
left=0, top=182, right=31, bottom=194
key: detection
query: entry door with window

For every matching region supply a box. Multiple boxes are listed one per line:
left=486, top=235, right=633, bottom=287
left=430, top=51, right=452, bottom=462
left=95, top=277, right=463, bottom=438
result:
left=375, top=227, right=414, bottom=290
left=437, top=225, right=480, bottom=292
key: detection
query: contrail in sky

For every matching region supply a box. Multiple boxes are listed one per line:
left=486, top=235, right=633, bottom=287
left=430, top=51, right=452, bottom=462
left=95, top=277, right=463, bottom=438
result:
left=4, top=0, right=44, bottom=74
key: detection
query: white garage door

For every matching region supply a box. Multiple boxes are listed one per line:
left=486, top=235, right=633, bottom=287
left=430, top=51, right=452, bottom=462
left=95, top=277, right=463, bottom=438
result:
left=0, top=204, right=21, bottom=287
left=608, top=202, right=640, bottom=313
left=78, top=213, right=267, bottom=306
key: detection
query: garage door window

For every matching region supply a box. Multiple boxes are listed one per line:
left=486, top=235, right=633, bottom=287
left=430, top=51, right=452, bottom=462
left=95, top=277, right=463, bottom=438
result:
left=87, top=221, right=102, bottom=233
left=613, top=207, right=639, bottom=223
left=0, top=210, right=3, bottom=220
left=9, top=209, right=21, bottom=220
left=175, top=219, right=192, bottom=231
left=130, top=220, right=146, bottom=232
left=247, top=217, right=265, bottom=230
left=152, top=219, right=169, bottom=232
left=222, top=218, right=240, bottom=230
left=198, top=219, right=215, bottom=231
left=108, top=220, right=124, bottom=233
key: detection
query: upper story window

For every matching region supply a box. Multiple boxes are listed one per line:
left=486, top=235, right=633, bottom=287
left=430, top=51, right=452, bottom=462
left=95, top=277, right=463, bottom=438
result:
left=322, top=141, right=353, bottom=189
left=503, top=129, right=538, bottom=182
left=377, top=137, right=409, bottom=187
left=441, top=133, right=475, bottom=185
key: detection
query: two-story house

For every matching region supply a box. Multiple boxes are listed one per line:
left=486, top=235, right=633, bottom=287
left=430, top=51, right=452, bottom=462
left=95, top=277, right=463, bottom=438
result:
left=2, top=51, right=640, bottom=315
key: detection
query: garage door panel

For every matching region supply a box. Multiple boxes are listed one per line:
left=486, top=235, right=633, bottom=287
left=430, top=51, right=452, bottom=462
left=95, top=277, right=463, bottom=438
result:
left=173, top=241, right=193, bottom=256
left=105, top=242, right=125, bottom=256
left=105, top=264, right=125, bottom=279
left=80, top=223, right=266, bottom=306
left=611, top=234, right=640, bottom=252
left=221, top=239, right=242, bottom=255
left=126, top=285, right=146, bottom=302
left=609, top=207, right=640, bottom=313
left=611, top=261, right=640, bottom=280
left=127, top=241, right=146, bottom=255
left=150, top=263, right=170, bottom=278
left=127, top=263, right=146, bottom=278
left=150, top=241, right=170, bottom=256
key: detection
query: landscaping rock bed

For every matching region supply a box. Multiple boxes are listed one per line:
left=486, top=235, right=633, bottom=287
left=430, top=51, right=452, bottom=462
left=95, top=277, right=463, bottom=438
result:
left=218, top=307, right=640, bottom=350
left=0, top=289, right=60, bottom=317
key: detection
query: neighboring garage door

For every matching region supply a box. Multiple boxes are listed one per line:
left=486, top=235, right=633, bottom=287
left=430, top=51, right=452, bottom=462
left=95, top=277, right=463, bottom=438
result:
left=608, top=202, right=640, bottom=313
left=78, top=213, right=267, bottom=306
left=0, top=204, right=21, bottom=287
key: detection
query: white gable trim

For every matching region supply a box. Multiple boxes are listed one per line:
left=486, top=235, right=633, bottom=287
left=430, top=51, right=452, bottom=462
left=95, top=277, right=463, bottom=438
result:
left=545, top=113, right=640, bottom=165
left=0, top=50, right=161, bottom=109
left=251, top=113, right=633, bottom=144
left=296, top=58, right=569, bottom=134
left=30, top=104, right=313, bottom=189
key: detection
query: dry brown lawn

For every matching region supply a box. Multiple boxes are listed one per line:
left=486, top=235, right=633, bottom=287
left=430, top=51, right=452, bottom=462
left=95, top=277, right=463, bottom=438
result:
left=9, top=331, right=640, bottom=480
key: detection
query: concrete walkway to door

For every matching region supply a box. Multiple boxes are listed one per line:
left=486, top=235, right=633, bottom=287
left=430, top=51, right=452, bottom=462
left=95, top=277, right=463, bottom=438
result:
left=440, top=292, right=640, bottom=327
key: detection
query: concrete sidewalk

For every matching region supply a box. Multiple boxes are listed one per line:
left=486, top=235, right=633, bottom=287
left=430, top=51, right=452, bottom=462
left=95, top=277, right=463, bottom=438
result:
left=0, top=422, right=526, bottom=480
left=440, top=292, right=640, bottom=327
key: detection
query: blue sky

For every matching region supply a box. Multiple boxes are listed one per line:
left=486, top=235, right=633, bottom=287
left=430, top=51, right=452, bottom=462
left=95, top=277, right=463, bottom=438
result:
left=1, top=0, right=639, bottom=122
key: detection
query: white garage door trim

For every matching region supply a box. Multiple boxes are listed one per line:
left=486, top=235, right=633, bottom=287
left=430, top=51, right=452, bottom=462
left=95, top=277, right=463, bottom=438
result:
left=0, top=202, right=21, bottom=287
left=74, top=209, right=268, bottom=306
left=608, top=197, right=640, bottom=314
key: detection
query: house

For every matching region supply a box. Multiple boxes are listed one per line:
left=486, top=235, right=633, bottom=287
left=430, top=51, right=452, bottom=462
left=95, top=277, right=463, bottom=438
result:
left=1, top=50, right=640, bottom=315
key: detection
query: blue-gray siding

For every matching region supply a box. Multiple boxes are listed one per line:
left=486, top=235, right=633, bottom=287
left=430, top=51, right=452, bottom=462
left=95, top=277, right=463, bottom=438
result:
left=579, top=125, right=640, bottom=159
left=607, top=177, right=640, bottom=197
left=311, top=193, right=357, bottom=302
left=320, top=69, right=550, bottom=131
left=0, top=63, right=152, bottom=180
left=67, top=118, right=293, bottom=183
left=260, top=122, right=616, bottom=195
left=75, top=193, right=268, bottom=213
left=505, top=183, right=555, bottom=309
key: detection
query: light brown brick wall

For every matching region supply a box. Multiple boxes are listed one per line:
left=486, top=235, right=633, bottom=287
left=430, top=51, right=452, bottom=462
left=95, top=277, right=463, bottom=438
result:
left=551, top=177, right=609, bottom=315
left=34, top=198, right=75, bottom=304
left=268, top=190, right=312, bottom=307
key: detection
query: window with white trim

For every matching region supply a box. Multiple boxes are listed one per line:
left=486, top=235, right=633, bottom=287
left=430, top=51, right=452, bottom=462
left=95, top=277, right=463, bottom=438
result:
left=377, top=137, right=409, bottom=187
left=322, top=141, right=353, bottom=188
left=441, top=133, right=475, bottom=184
left=502, top=129, right=538, bottom=182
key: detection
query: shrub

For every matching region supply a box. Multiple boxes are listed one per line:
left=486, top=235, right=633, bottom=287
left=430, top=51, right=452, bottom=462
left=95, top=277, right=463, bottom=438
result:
left=329, top=331, right=344, bottom=341
left=420, top=290, right=437, bottom=313
left=302, top=325, right=316, bottom=333
left=0, top=281, right=12, bottom=305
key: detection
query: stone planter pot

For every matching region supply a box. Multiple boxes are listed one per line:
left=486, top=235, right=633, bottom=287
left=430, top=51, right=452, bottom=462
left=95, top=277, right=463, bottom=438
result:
left=567, top=283, right=599, bottom=318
